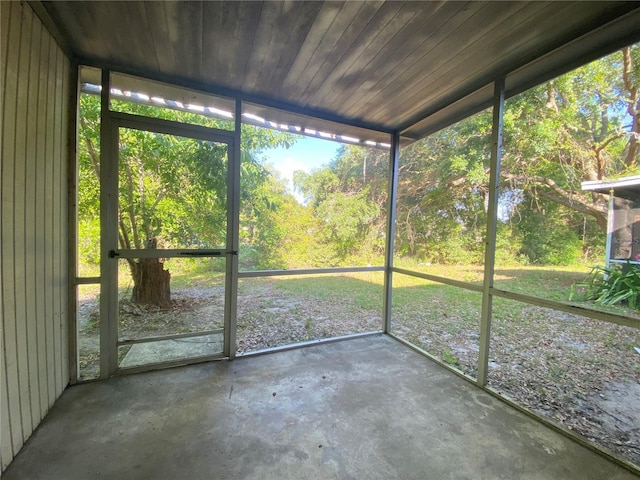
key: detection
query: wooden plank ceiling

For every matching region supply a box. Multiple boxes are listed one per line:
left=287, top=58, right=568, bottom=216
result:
left=42, top=1, right=640, bottom=140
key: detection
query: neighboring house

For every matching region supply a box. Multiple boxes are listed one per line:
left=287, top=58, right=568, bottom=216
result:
left=583, top=175, right=640, bottom=267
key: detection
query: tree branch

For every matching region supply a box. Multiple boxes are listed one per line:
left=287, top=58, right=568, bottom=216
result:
left=502, top=173, right=608, bottom=231
left=622, top=47, right=636, bottom=95
left=147, top=189, right=166, bottom=220
left=119, top=218, right=131, bottom=250
left=123, top=160, right=141, bottom=249
left=622, top=47, right=639, bottom=168
left=594, top=132, right=627, bottom=154
left=79, top=116, right=100, bottom=178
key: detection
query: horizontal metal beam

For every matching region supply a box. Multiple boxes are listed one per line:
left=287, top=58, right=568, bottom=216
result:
left=505, top=6, right=640, bottom=104
left=117, top=329, right=225, bottom=346
left=239, top=113, right=390, bottom=151
left=392, top=267, right=484, bottom=293
left=75, top=277, right=100, bottom=285
left=238, top=266, right=385, bottom=278
left=392, top=267, right=639, bottom=330
left=491, top=288, right=640, bottom=330
left=76, top=56, right=393, bottom=138
left=387, top=333, right=476, bottom=383
left=109, top=111, right=236, bottom=141
left=113, top=249, right=232, bottom=259
left=237, top=331, right=383, bottom=358
left=116, top=353, right=227, bottom=375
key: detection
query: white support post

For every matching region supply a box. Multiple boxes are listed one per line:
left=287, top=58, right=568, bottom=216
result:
left=99, top=69, right=118, bottom=378
left=382, top=131, right=400, bottom=333
left=477, top=78, right=505, bottom=387
left=67, top=60, right=80, bottom=384
left=605, top=189, right=614, bottom=269
left=224, top=99, right=241, bottom=360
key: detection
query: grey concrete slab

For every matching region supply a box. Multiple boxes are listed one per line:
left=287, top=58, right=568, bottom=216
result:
left=3, top=335, right=638, bottom=480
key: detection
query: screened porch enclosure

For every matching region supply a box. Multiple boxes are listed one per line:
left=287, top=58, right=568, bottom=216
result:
left=3, top=1, right=640, bottom=477
left=75, top=52, right=640, bottom=472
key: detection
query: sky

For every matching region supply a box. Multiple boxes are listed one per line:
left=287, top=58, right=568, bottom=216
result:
left=260, top=136, right=340, bottom=201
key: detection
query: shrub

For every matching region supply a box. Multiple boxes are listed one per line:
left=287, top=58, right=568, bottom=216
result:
left=571, top=263, right=640, bottom=309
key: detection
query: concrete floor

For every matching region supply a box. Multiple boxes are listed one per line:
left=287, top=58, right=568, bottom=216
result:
left=3, top=335, right=637, bottom=480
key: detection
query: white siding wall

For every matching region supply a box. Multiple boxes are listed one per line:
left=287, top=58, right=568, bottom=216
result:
left=1, top=2, right=71, bottom=471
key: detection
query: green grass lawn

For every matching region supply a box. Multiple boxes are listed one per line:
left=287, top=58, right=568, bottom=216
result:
left=269, top=271, right=384, bottom=312
left=99, top=261, right=640, bottom=327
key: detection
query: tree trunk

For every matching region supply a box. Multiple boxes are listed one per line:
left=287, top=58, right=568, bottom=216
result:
left=130, top=238, right=171, bottom=307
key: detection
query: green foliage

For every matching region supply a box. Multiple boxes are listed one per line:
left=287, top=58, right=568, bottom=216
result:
left=239, top=162, right=289, bottom=270
left=315, top=189, right=379, bottom=257
left=494, top=223, right=522, bottom=266
left=278, top=199, right=331, bottom=268
left=294, top=168, right=340, bottom=206
left=510, top=196, right=584, bottom=265
left=117, top=128, right=229, bottom=249
left=77, top=218, right=101, bottom=271
left=77, top=43, right=639, bottom=273
left=394, top=43, right=640, bottom=268
left=572, top=264, right=640, bottom=310
left=440, top=348, right=460, bottom=367
left=78, top=93, right=296, bottom=271
left=394, top=107, right=493, bottom=265
left=288, top=144, right=389, bottom=266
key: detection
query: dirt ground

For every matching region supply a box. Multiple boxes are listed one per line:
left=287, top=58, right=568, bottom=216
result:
left=77, top=281, right=640, bottom=467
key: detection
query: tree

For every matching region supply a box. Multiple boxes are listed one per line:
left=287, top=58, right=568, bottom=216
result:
left=395, top=110, right=493, bottom=263
left=293, top=144, right=389, bottom=264
left=393, top=43, right=640, bottom=265
left=238, top=161, right=289, bottom=270
left=501, top=45, right=639, bottom=233
left=116, top=128, right=229, bottom=305
left=78, top=94, right=294, bottom=305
